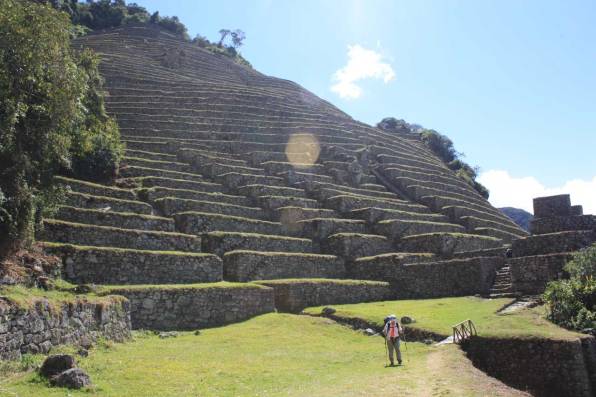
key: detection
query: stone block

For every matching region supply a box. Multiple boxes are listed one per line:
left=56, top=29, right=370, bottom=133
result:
left=533, top=194, right=571, bottom=218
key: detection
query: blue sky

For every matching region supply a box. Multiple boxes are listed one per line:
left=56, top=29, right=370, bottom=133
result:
left=135, top=0, right=595, bottom=213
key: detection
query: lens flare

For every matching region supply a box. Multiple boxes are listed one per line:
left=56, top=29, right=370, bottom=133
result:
left=285, top=133, right=320, bottom=168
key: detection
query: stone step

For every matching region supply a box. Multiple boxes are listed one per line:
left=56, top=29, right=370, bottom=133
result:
left=121, top=176, right=223, bottom=193
left=155, top=197, right=266, bottom=220
left=42, top=242, right=221, bottom=285
left=313, top=186, right=398, bottom=201
left=120, top=165, right=204, bottom=183
left=323, top=233, right=394, bottom=260
left=349, top=207, right=449, bottom=224
left=512, top=230, right=596, bottom=257
left=296, top=218, right=367, bottom=241
left=100, top=282, right=275, bottom=330
left=275, top=207, right=338, bottom=232
left=460, top=216, right=529, bottom=238
left=374, top=219, right=466, bottom=241
left=489, top=292, right=521, bottom=299
left=56, top=176, right=136, bottom=201
left=399, top=232, right=504, bottom=256
left=202, top=231, right=314, bottom=257
left=237, top=184, right=307, bottom=200
left=280, top=170, right=334, bottom=186
left=254, top=279, right=395, bottom=313
left=64, top=191, right=153, bottom=215
left=349, top=254, right=503, bottom=299
left=326, top=195, right=429, bottom=215
left=123, top=156, right=190, bottom=173
left=179, top=148, right=248, bottom=168
left=40, top=219, right=201, bottom=252
left=121, top=139, right=177, bottom=154
left=223, top=251, right=345, bottom=282
left=139, top=186, right=250, bottom=207
left=55, top=206, right=174, bottom=232
left=306, top=181, right=398, bottom=200
left=174, top=212, right=285, bottom=235
left=245, top=151, right=288, bottom=166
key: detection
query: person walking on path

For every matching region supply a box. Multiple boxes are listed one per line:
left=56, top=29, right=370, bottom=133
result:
left=383, top=314, right=403, bottom=366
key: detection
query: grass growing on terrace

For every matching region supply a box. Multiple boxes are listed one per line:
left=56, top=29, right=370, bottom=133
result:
left=304, top=297, right=581, bottom=340
left=1, top=313, right=526, bottom=397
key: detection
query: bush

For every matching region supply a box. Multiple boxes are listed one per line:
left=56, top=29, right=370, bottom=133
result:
left=544, top=244, right=596, bottom=332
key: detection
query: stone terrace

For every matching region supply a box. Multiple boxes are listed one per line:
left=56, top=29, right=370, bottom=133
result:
left=40, top=24, right=530, bottom=329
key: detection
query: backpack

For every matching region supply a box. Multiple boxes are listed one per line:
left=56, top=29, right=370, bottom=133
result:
left=384, top=317, right=400, bottom=338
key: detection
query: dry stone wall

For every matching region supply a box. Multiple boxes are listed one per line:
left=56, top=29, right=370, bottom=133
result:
left=106, top=284, right=275, bottom=330
left=0, top=297, right=131, bottom=360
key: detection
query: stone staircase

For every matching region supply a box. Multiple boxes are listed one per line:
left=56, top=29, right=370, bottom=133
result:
left=38, top=24, right=534, bottom=330
left=488, top=264, right=517, bottom=298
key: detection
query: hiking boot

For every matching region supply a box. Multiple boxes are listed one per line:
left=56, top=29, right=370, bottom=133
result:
left=398, top=360, right=402, bottom=365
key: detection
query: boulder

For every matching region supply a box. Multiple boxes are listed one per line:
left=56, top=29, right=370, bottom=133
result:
left=40, top=354, right=76, bottom=378
left=51, top=368, right=92, bottom=389
left=400, top=316, right=415, bottom=324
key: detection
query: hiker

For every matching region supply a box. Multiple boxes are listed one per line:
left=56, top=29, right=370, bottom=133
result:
left=383, top=314, right=403, bottom=366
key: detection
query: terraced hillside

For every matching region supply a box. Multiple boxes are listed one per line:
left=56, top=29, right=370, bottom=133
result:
left=38, top=24, right=529, bottom=330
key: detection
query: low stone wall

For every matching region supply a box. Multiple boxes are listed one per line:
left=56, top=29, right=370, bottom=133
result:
left=399, top=233, right=503, bottom=256
left=510, top=253, right=572, bottom=294
left=202, top=232, right=313, bottom=256
left=349, top=255, right=502, bottom=298
left=530, top=215, right=596, bottom=235
left=106, top=284, right=274, bottom=330
left=324, top=233, right=392, bottom=260
left=463, top=335, right=596, bottom=397
left=65, top=192, right=153, bottom=214
left=44, top=243, right=222, bottom=285
left=256, top=279, right=395, bottom=313
left=56, top=206, right=175, bottom=232
left=0, top=296, right=131, bottom=360
left=223, top=251, right=345, bottom=281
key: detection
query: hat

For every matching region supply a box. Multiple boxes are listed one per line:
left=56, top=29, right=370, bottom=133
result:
left=388, top=314, right=396, bottom=319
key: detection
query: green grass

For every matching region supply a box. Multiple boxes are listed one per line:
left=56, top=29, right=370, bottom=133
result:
left=255, top=278, right=389, bottom=286
left=0, top=283, right=125, bottom=310
left=41, top=242, right=216, bottom=257
left=304, top=297, right=582, bottom=340
left=0, top=313, right=527, bottom=397
left=98, top=281, right=267, bottom=294
left=223, top=250, right=337, bottom=259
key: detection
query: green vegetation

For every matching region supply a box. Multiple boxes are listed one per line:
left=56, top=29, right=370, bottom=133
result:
left=0, top=0, right=122, bottom=254
left=376, top=117, right=489, bottom=198
left=42, top=241, right=215, bottom=257
left=0, top=313, right=527, bottom=396
left=544, top=244, right=596, bottom=331
left=304, top=297, right=581, bottom=340
left=99, top=281, right=266, bottom=293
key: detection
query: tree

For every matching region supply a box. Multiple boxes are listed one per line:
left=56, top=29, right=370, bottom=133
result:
left=0, top=0, right=122, bottom=254
left=230, top=29, right=246, bottom=49
left=218, top=29, right=231, bottom=47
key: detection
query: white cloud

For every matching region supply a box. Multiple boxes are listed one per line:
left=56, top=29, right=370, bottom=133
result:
left=478, top=170, right=596, bottom=215
left=330, top=45, right=395, bottom=99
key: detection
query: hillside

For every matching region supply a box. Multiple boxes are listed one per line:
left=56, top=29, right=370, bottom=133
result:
left=26, top=23, right=533, bottom=328
left=499, top=207, right=534, bottom=231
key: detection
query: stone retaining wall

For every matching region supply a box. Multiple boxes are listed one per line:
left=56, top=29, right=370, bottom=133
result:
left=0, top=296, right=131, bottom=360
left=350, top=255, right=502, bottom=298
left=223, top=251, right=345, bottom=281
left=530, top=215, right=596, bottom=235
left=509, top=254, right=572, bottom=294
left=106, top=285, right=275, bottom=330
left=44, top=244, right=222, bottom=285
left=463, top=336, right=596, bottom=397
left=256, top=280, right=394, bottom=313
left=512, top=230, right=595, bottom=257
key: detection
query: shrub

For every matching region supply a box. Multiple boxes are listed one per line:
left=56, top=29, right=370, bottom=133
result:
left=544, top=244, right=596, bottom=332
left=0, top=0, right=121, bottom=253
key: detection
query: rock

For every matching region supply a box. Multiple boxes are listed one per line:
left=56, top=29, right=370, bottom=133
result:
left=40, top=354, right=76, bottom=378
left=79, top=336, right=93, bottom=350
left=50, top=368, right=91, bottom=389
left=364, top=328, right=376, bottom=336
left=321, top=307, right=336, bottom=316
left=423, top=339, right=433, bottom=345
left=194, top=330, right=201, bottom=336
left=74, top=284, right=97, bottom=294
left=581, top=328, right=596, bottom=336
left=77, top=349, right=89, bottom=358
left=400, top=316, right=415, bottom=324
left=158, top=331, right=178, bottom=339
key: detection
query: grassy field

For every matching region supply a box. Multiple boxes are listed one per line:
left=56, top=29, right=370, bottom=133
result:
left=304, top=296, right=581, bottom=340
left=0, top=313, right=528, bottom=397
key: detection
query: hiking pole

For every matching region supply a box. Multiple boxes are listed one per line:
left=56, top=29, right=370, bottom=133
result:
left=384, top=337, right=389, bottom=367
left=402, top=328, right=408, bottom=363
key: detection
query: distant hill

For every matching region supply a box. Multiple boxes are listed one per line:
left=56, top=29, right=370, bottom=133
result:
left=499, top=207, right=533, bottom=231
